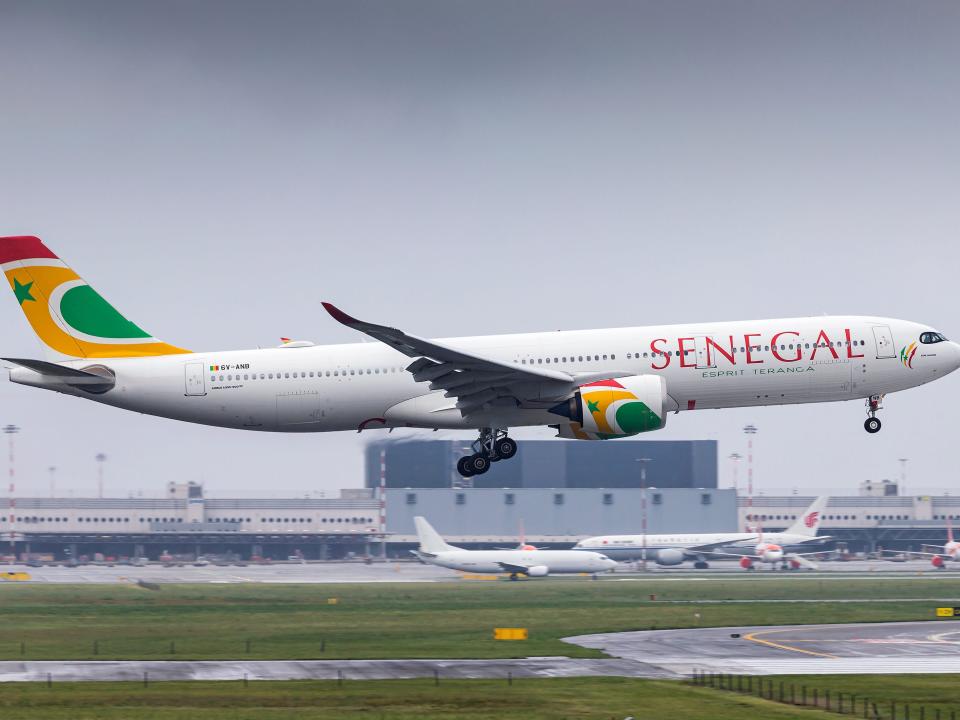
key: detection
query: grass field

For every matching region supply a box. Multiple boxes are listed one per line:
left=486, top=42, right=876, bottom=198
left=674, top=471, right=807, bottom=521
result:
left=0, top=577, right=956, bottom=660
left=0, top=677, right=877, bottom=719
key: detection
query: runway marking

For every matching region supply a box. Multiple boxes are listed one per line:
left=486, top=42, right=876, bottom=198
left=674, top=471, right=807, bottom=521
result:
left=743, top=628, right=838, bottom=659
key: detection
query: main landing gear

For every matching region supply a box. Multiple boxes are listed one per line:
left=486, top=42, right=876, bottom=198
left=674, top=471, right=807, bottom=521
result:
left=864, top=395, right=883, bottom=434
left=457, top=428, right=518, bottom=477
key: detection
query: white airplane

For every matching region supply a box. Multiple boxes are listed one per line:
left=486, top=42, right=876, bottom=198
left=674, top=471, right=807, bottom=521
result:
left=574, top=496, right=830, bottom=568
left=885, top=518, right=960, bottom=569
left=712, top=526, right=825, bottom=571
left=4, top=236, right=960, bottom=477
left=411, top=516, right=616, bottom=580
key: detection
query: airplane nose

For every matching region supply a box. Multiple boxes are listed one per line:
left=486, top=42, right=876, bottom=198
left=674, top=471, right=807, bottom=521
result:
left=949, top=342, right=960, bottom=372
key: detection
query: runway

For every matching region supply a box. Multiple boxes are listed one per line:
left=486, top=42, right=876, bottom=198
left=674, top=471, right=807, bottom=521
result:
left=0, top=622, right=956, bottom=682
left=566, top=620, right=960, bottom=677
left=1, top=559, right=954, bottom=584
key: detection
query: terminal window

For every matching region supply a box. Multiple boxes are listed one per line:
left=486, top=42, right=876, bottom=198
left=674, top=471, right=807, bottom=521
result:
left=652, top=493, right=663, bottom=505
left=455, top=493, right=465, bottom=505
left=602, top=493, right=614, bottom=505
left=701, top=493, right=712, bottom=505
left=405, top=493, right=417, bottom=505
left=554, top=493, right=564, bottom=505
left=504, top=493, right=515, bottom=505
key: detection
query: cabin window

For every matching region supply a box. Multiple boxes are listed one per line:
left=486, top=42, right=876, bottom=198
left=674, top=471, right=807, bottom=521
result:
left=210, top=375, right=215, bottom=382
left=611, top=354, right=616, bottom=360
left=219, top=375, right=224, bottom=382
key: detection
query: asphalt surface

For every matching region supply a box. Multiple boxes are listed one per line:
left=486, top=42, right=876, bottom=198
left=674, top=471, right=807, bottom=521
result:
left=566, top=620, right=960, bottom=677
left=0, top=559, right=954, bottom=583
left=0, top=657, right=654, bottom=682
left=1, top=622, right=956, bottom=681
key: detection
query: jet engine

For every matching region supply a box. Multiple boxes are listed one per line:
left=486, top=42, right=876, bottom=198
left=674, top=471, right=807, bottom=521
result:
left=525, top=565, right=549, bottom=577
left=550, top=375, right=667, bottom=440
left=654, top=548, right=685, bottom=566
left=739, top=556, right=754, bottom=570
left=932, top=555, right=945, bottom=569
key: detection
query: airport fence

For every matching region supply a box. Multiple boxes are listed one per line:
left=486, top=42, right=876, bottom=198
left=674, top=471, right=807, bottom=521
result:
left=690, top=669, right=956, bottom=720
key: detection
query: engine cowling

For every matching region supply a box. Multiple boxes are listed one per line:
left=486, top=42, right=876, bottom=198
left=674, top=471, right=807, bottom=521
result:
left=551, top=375, right=667, bottom=440
left=525, top=565, right=549, bottom=577
left=654, top=548, right=685, bottom=566
left=932, top=555, right=945, bottom=568
left=739, top=556, right=754, bottom=570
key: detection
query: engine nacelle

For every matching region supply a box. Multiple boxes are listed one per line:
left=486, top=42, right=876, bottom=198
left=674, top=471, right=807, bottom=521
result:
left=932, top=555, right=945, bottom=568
left=739, top=556, right=754, bottom=570
left=550, top=375, right=667, bottom=440
left=525, top=565, right=549, bottom=577
left=654, top=548, right=685, bottom=566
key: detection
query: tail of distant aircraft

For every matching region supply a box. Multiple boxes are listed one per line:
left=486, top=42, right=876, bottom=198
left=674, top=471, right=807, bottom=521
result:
left=414, top=516, right=457, bottom=554
left=2, top=235, right=189, bottom=360
left=785, top=496, right=829, bottom=538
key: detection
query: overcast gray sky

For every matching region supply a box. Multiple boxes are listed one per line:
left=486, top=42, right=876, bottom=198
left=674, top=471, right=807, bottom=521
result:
left=1, top=1, right=959, bottom=499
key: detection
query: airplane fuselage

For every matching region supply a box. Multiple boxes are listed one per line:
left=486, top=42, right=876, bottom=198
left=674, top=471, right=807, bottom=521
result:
left=10, top=315, right=960, bottom=433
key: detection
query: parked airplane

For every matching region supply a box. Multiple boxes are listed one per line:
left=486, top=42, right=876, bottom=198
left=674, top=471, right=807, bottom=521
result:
left=411, top=516, right=616, bottom=580
left=4, top=236, right=959, bottom=476
left=713, top=527, right=825, bottom=571
left=574, top=496, right=830, bottom=568
left=885, top=518, right=960, bottom=568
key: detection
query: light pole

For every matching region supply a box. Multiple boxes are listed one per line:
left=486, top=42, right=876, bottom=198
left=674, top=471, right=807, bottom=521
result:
left=636, top=457, right=652, bottom=572
left=96, top=453, right=107, bottom=499
left=3, top=425, right=19, bottom=563
left=898, top=458, right=908, bottom=496
left=48, top=466, right=57, bottom=499
left=728, top=452, right=743, bottom=492
left=743, top=425, right=757, bottom=532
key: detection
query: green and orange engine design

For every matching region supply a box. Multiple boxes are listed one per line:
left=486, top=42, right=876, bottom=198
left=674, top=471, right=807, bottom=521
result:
left=552, top=375, right=667, bottom=440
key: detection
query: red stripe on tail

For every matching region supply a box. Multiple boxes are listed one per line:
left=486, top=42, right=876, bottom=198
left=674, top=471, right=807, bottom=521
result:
left=0, top=236, right=58, bottom=265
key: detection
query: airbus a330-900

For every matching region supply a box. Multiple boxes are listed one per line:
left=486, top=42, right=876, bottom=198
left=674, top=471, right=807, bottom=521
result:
left=4, top=236, right=958, bottom=476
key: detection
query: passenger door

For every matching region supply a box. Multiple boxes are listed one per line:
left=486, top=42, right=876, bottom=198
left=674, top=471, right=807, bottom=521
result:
left=184, top=362, right=206, bottom=396
left=872, top=326, right=896, bottom=359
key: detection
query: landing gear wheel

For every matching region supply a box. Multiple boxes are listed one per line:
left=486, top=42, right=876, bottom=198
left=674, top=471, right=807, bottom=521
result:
left=457, top=456, right=476, bottom=477
left=864, top=417, right=881, bottom=434
left=509, top=573, right=519, bottom=581
left=494, top=438, right=518, bottom=460
left=468, top=453, right=490, bottom=475
left=693, top=561, right=709, bottom=570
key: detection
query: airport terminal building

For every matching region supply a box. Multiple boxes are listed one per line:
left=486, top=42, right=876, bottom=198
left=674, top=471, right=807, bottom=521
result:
left=0, top=440, right=954, bottom=559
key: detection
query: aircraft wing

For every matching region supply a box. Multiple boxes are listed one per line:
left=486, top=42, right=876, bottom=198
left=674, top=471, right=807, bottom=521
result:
left=322, top=302, right=627, bottom=414
left=687, top=537, right=758, bottom=553
left=784, top=552, right=820, bottom=569
left=496, top=561, right=534, bottom=574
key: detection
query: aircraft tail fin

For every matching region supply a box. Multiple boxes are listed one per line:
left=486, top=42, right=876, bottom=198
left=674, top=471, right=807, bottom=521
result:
left=2, top=235, right=189, bottom=360
left=414, top=516, right=456, bottom=554
left=785, top=496, right=829, bottom=537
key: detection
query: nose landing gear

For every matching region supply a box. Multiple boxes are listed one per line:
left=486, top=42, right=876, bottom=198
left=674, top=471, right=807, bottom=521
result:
left=457, top=428, right=518, bottom=477
left=864, top=395, right=883, bottom=433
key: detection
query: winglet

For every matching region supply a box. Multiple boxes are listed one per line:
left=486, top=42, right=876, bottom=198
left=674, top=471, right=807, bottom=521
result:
left=321, top=302, right=360, bottom=326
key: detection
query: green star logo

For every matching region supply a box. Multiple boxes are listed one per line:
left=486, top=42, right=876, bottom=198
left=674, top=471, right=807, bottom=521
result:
left=587, top=399, right=600, bottom=414
left=13, top=278, right=35, bottom=306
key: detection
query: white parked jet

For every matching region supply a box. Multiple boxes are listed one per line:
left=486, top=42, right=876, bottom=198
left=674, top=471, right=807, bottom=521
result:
left=4, top=236, right=959, bottom=476
left=411, top=516, right=616, bottom=580
left=574, top=496, right=830, bottom=568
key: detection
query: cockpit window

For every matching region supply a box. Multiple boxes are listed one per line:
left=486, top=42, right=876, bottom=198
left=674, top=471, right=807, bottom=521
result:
left=920, top=332, right=948, bottom=344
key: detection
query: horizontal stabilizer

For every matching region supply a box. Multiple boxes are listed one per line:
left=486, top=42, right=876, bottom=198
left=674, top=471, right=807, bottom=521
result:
left=4, top=357, right=115, bottom=392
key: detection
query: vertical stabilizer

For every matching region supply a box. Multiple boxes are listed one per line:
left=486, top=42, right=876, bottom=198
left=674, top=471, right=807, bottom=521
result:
left=2, top=235, right=188, bottom=360
left=785, top=496, right=829, bottom=537
left=414, top=516, right=456, bottom=553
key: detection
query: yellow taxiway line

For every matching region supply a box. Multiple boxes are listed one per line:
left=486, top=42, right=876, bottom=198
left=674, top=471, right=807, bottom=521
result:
left=743, top=628, right=839, bottom=659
